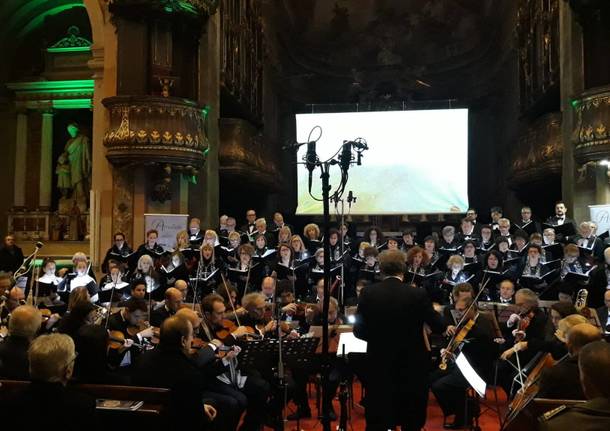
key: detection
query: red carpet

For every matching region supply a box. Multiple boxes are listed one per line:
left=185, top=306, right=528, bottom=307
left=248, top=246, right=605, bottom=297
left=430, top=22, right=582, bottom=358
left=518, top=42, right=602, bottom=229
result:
left=268, top=381, right=505, bottom=430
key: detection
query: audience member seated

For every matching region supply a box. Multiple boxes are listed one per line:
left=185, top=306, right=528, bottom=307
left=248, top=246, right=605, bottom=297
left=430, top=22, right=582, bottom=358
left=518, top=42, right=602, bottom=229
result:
left=0, top=305, right=41, bottom=379
left=540, top=340, right=610, bottom=430
left=0, top=333, right=96, bottom=430
left=538, top=323, right=602, bottom=400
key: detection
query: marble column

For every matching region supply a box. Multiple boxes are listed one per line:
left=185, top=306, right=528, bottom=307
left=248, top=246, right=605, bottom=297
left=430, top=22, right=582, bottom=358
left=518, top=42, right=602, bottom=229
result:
left=13, top=110, right=28, bottom=208
left=559, top=1, right=584, bottom=215
left=195, top=11, right=220, bottom=227
left=39, top=110, right=54, bottom=210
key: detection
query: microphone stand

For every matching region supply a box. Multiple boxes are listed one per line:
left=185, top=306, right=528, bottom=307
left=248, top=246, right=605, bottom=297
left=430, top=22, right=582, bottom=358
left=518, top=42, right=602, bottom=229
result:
left=289, top=131, right=366, bottom=431
left=275, top=295, right=288, bottom=430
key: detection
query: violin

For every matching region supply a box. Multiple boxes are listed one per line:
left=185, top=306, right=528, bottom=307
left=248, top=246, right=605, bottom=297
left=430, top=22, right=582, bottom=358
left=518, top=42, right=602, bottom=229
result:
left=107, top=330, right=147, bottom=350
left=439, top=312, right=479, bottom=370
left=515, top=309, right=535, bottom=342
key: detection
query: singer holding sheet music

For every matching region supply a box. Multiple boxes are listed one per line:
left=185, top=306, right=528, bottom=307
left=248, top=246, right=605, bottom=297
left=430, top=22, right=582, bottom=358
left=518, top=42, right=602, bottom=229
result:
left=354, top=249, right=445, bottom=431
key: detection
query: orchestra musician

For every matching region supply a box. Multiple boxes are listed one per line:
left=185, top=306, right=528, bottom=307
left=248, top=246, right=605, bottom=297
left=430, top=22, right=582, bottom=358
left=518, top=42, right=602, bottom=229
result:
left=498, top=288, right=548, bottom=397
left=150, top=287, right=183, bottom=327
left=131, top=316, right=218, bottom=429
left=196, top=293, right=272, bottom=431
left=354, top=249, right=446, bottom=430
left=431, top=296, right=498, bottom=429
left=587, top=247, right=610, bottom=309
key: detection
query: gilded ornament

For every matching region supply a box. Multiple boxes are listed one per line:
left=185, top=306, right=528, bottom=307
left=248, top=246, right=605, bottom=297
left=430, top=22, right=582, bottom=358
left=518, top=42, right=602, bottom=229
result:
left=162, top=131, right=173, bottom=143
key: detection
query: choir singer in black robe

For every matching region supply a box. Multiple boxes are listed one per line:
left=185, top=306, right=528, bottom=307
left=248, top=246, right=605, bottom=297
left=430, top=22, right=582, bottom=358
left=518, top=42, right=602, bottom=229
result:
left=354, top=249, right=446, bottom=431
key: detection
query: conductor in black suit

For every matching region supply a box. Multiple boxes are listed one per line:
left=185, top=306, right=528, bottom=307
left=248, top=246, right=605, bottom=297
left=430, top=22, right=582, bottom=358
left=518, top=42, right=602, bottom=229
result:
left=354, top=249, right=446, bottom=431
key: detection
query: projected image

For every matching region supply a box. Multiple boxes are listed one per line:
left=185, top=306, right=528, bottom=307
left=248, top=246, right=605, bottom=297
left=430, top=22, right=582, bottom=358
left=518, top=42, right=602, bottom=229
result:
left=295, top=109, right=469, bottom=215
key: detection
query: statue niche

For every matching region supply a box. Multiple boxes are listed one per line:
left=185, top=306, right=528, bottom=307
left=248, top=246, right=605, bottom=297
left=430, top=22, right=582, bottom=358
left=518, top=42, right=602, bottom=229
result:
left=56, top=122, right=91, bottom=214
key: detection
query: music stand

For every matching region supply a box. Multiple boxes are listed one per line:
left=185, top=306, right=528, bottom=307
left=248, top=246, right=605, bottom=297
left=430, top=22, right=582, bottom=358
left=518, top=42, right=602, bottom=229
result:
left=237, top=337, right=319, bottom=370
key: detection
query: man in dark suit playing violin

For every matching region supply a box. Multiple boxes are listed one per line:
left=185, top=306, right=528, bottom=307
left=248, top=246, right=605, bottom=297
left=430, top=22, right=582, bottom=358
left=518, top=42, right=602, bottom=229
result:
left=354, top=249, right=446, bottom=431
left=430, top=297, right=498, bottom=428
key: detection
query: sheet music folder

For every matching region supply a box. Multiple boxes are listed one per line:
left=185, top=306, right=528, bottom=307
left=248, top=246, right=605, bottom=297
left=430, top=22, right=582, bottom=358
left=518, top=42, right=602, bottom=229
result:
left=455, top=352, right=486, bottom=398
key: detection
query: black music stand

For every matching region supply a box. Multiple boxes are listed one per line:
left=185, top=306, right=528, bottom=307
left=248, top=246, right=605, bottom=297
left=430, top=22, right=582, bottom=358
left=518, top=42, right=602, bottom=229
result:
left=237, top=337, right=320, bottom=370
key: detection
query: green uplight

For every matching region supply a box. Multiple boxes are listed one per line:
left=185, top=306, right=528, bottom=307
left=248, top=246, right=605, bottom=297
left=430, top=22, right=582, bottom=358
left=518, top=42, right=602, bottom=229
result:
left=53, top=98, right=92, bottom=109
left=8, top=79, right=94, bottom=94
left=571, top=99, right=579, bottom=108
left=201, top=105, right=210, bottom=118
left=47, top=46, right=91, bottom=53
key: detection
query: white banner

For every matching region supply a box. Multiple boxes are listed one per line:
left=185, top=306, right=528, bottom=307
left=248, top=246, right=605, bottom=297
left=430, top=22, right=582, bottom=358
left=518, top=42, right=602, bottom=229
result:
left=144, top=213, right=189, bottom=251
left=589, top=204, right=610, bottom=235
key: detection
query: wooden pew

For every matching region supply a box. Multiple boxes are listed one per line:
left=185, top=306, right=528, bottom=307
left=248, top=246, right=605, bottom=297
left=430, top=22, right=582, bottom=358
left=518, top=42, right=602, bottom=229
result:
left=0, top=380, right=170, bottom=429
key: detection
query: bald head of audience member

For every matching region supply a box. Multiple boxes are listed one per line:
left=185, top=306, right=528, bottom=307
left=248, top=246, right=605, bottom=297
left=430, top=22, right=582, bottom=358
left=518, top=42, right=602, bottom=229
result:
left=165, top=287, right=184, bottom=313
left=174, top=279, right=188, bottom=300
left=566, top=323, right=602, bottom=357
left=9, top=305, right=42, bottom=340
left=578, top=340, right=610, bottom=399
left=28, top=333, right=76, bottom=385
left=160, top=315, right=193, bottom=353
left=7, top=286, right=25, bottom=312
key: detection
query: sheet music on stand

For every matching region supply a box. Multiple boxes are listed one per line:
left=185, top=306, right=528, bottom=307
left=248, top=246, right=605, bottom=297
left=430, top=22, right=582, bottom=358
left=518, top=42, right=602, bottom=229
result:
left=455, top=352, right=486, bottom=398
left=336, top=332, right=367, bottom=357
left=237, top=337, right=319, bottom=370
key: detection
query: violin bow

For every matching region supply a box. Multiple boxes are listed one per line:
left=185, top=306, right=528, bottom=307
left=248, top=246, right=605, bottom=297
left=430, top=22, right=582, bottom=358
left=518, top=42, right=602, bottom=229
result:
left=220, top=272, right=242, bottom=327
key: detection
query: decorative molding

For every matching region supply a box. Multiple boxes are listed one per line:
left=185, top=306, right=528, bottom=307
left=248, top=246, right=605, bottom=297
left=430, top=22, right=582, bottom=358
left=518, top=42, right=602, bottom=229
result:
left=509, top=112, right=562, bottom=186
left=219, top=118, right=282, bottom=189
left=220, top=0, right=264, bottom=122
left=47, top=26, right=92, bottom=53
left=102, top=95, right=208, bottom=174
left=516, top=0, right=560, bottom=113
left=572, top=85, right=610, bottom=163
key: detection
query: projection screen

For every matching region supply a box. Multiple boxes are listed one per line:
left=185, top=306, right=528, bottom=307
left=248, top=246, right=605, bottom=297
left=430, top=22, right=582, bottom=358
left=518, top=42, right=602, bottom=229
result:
left=295, top=109, right=469, bottom=215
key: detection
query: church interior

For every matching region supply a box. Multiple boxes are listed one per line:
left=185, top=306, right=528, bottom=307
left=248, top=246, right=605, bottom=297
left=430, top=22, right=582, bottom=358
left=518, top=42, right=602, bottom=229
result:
left=1, top=1, right=610, bottom=430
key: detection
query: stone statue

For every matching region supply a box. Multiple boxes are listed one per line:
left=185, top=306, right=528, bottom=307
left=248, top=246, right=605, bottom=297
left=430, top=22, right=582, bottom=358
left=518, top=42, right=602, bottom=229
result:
left=55, top=152, right=71, bottom=198
left=57, top=122, right=91, bottom=212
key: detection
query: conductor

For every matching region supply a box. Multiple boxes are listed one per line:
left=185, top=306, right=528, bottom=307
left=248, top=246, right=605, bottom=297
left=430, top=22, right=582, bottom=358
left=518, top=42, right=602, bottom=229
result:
left=354, top=249, right=446, bottom=431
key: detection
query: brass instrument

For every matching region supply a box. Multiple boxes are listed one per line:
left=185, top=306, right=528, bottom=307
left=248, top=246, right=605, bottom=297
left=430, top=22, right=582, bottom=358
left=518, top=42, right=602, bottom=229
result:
left=575, top=288, right=588, bottom=312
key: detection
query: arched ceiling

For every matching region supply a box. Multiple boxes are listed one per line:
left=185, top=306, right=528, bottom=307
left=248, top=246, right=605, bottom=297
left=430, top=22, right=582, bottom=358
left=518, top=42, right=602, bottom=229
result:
left=0, top=0, right=90, bottom=87
left=264, top=0, right=516, bottom=104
